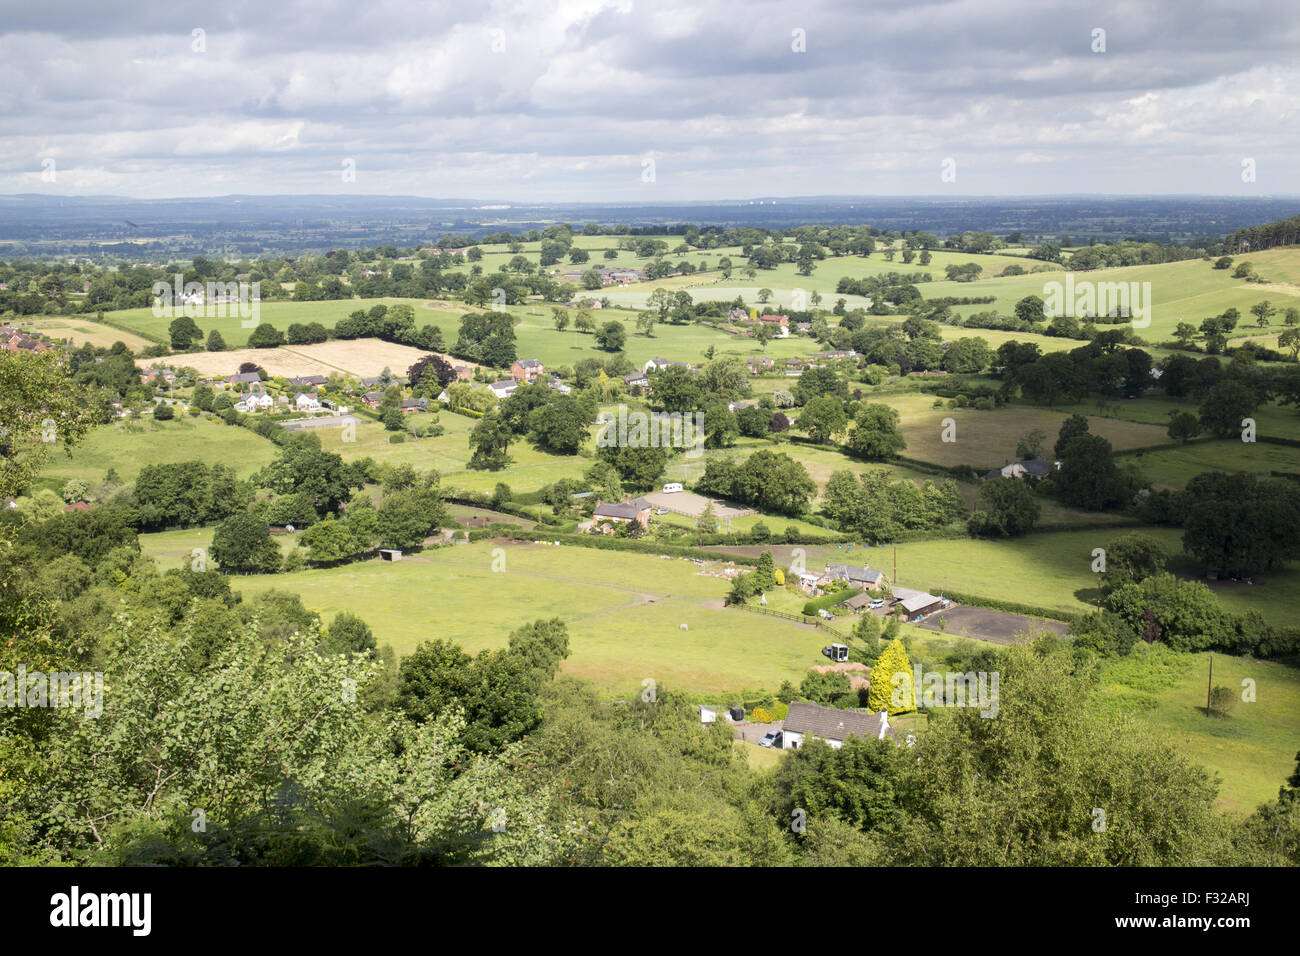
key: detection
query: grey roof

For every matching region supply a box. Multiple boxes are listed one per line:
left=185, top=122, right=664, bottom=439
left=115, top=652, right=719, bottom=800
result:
left=1020, top=457, right=1052, bottom=477
left=593, top=501, right=644, bottom=520
left=826, top=565, right=882, bottom=586
left=288, top=375, right=326, bottom=386
left=624, top=372, right=648, bottom=384
left=227, top=372, right=261, bottom=384
left=899, top=591, right=944, bottom=614
left=783, top=702, right=889, bottom=742
left=839, top=592, right=875, bottom=610
left=516, top=358, right=543, bottom=368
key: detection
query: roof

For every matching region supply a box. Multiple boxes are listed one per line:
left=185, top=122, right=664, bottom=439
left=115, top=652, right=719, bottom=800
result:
left=288, top=375, right=326, bottom=386
left=593, top=501, right=645, bottom=520
left=783, top=702, right=890, bottom=742
left=516, top=358, right=543, bottom=368
left=624, top=372, right=648, bottom=384
left=839, top=593, right=875, bottom=610
left=898, top=591, right=944, bottom=614
left=227, top=372, right=261, bottom=384
left=1020, top=457, right=1053, bottom=477
left=826, top=565, right=882, bottom=586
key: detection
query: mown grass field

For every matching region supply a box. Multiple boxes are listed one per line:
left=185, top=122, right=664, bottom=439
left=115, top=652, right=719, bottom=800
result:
left=231, top=541, right=830, bottom=696
left=38, top=415, right=278, bottom=490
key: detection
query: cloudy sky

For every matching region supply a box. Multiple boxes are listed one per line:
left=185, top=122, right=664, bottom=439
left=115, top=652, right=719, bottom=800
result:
left=1, top=0, right=1298, bottom=200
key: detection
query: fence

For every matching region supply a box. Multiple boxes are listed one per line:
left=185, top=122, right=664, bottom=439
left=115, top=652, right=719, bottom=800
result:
left=728, top=601, right=839, bottom=632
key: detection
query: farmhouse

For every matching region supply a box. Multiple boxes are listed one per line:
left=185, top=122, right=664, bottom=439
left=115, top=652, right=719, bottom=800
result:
left=623, top=371, right=649, bottom=393
left=225, top=372, right=262, bottom=387
left=510, top=358, right=545, bottom=383
left=780, top=702, right=893, bottom=750
left=984, top=458, right=1059, bottom=480
left=588, top=499, right=652, bottom=533
left=822, top=564, right=884, bottom=588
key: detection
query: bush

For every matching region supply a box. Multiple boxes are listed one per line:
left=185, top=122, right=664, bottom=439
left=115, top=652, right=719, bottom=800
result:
left=388, top=433, right=406, bottom=444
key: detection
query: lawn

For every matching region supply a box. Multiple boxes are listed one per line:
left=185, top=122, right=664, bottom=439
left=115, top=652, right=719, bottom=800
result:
left=231, top=541, right=831, bottom=696
left=1125, top=439, right=1300, bottom=490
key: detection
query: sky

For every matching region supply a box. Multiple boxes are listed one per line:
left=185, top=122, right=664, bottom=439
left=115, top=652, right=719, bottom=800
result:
left=1, top=0, right=1298, bottom=201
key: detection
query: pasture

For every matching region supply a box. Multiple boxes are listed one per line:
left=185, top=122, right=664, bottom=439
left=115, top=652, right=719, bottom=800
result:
left=232, top=541, right=831, bottom=696
left=37, top=415, right=278, bottom=489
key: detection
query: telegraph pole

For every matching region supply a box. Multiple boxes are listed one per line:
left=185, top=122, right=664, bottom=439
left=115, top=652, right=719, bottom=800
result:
left=1206, top=655, right=1214, bottom=717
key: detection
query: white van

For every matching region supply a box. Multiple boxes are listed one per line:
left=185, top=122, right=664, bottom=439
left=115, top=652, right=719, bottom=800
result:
left=662, top=482, right=683, bottom=493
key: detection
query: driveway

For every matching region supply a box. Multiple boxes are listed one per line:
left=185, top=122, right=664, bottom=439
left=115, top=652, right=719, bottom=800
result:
left=733, top=720, right=783, bottom=744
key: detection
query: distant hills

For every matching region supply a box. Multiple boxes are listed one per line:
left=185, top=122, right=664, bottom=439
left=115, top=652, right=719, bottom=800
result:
left=2, top=193, right=1299, bottom=258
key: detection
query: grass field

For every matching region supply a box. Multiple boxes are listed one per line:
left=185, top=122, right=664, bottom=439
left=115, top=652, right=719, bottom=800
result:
left=231, top=541, right=830, bottom=696
left=1125, top=439, right=1300, bottom=490
left=1097, top=645, right=1300, bottom=814
left=19, top=317, right=156, bottom=351
left=884, top=391, right=1169, bottom=470
left=38, top=415, right=278, bottom=490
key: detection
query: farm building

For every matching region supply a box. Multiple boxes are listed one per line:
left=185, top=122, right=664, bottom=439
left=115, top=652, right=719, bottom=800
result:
left=892, top=587, right=948, bottom=619
left=781, top=702, right=892, bottom=750
left=488, top=380, right=517, bottom=400
left=838, top=592, right=875, bottom=613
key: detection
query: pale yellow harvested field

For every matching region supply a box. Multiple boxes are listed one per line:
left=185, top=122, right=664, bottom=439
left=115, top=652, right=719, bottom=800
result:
left=25, top=318, right=155, bottom=351
left=162, top=339, right=481, bottom=379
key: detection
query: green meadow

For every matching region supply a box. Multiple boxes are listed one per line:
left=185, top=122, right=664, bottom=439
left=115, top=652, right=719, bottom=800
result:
left=231, top=541, right=829, bottom=697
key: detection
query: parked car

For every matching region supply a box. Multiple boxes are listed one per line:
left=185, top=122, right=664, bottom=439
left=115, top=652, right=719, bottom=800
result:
left=654, top=508, right=668, bottom=515
left=759, top=731, right=780, bottom=748
left=869, top=599, right=884, bottom=609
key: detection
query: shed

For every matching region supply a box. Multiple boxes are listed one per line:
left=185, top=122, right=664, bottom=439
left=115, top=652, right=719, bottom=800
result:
left=378, top=549, right=403, bottom=562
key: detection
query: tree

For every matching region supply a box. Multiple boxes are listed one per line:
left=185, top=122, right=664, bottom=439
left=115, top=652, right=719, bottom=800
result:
left=1055, top=433, right=1130, bottom=511
left=552, top=308, right=570, bottom=332
left=1166, top=410, right=1201, bottom=443
left=1280, top=326, right=1300, bottom=360
left=206, top=329, right=227, bottom=351
left=1014, top=295, right=1046, bottom=325
left=597, top=444, right=671, bottom=491
left=467, top=409, right=512, bottom=470
left=1053, top=413, right=1090, bottom=459
left=1198, top=379, right=1257, bottom=438
left=153, top=403, right=175, bottom=421
left=1251, top=300, right=1276, bottom=327
left=1098, top=533, right=1169, bottom=594
left=1173, top=322, right=1198, bottom=348
left=210, top=510, right=282, bottom=573
left=1015, top=428, right=1046, bottom=460
left=322, top=612, right=377, bottom=656
left=527, top=396, right=589, bottom=455
left=845, top=404, right=906, bottom=460
left=798, top=395, right=848, bottom=444
left=247, top=323, right=286, bottom=348
left=866, top=639, right=915, bottom=715
left=376, top=488, right=446, bottom=551
left=968, top=477, right=1040, bottom=537
left=0, top=351, right=96, bottom=498
left=593, top=321, right=626, bottom=352
left=169, top=315, right=202, bottom=350
left=702, top=403, right=739, bottom=449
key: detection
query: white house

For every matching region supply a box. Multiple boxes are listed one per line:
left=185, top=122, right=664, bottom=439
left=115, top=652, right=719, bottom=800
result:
left=488, top=380, right=517, bottom=400
left=294, top=392, right=322, bottom=412
left=235, top=392, right=274, bottom=413
left=780, top=702, right=892, bottom=750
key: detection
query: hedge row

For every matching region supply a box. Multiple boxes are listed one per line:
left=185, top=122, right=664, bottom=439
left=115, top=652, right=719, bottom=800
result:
left=927, top=588, right=1071, bottom=623
left=495, top=529, right=763, bottom=565
left=802, top=588, right=862, bottom=616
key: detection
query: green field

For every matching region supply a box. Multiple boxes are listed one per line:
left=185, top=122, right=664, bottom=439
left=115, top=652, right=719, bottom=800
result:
left=38, top=415, right=278, bottom=491
left=1097, top=645, right=1300, bottom=814
left=230, top=541, right=830, bottom=696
